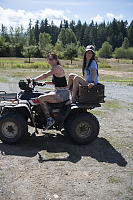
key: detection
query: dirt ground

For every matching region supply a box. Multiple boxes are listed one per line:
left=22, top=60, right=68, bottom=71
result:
left=0, top=99, right=133, bottom=200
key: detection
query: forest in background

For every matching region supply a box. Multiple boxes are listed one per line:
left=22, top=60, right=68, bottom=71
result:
left=0, top=18, right=133, bottom=62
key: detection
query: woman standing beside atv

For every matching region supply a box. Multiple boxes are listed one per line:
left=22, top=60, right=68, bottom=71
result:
left=68, top=45, right=98, bottom=103
left=27, top=53, right=69, bottom=129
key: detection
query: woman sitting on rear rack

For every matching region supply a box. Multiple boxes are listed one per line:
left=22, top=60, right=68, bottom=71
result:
left=67, top=45, right=98, bottom=103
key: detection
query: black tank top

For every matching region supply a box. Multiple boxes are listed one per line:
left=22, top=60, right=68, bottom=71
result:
left=52, top=74, right=67, bottom=87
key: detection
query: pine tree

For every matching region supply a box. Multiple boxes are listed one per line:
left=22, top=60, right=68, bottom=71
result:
left=40, top=20, right=45, bottom=33
left=70, top=20, right=76, bottom=33
left=128, top=20, right=133, bottom=46
left=75, top=20, right=82, bottom=42
left=44, top=19, right=49, bottom=33
left=34, top=20, right=40, bottom=44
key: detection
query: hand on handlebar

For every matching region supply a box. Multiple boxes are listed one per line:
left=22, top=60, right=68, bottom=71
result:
left=26, top=77, right=32, bottom=83
left=42, top=82, right=46, bottom=86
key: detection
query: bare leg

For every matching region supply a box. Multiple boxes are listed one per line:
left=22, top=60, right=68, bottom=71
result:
left=72, top=76, right=88, bottom=103
left=38, top=92, right=63, bottom=116
left=39, top=102, right=50, bottom=117
left=68, top=73, right=77, bottom=90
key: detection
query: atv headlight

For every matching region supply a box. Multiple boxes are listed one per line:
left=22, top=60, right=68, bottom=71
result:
left=10, top=99, right=18, bottom=105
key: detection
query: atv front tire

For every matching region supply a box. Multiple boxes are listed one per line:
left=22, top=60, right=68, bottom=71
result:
left=0, top=112, right=28, bottom=144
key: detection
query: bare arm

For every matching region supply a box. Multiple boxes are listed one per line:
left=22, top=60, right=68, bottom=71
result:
left=92, top=68, right=97, bottom=82
left=45, top=81, right=54, bottom=85
left=34, top=69, right=55, bottom=81
left=88, top=68, right=96, bottom=88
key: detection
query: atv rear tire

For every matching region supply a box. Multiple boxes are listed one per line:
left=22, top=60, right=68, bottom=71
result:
left=0, top=112, right=28, bottom=144
left=66, top=112, right=99, bottom=145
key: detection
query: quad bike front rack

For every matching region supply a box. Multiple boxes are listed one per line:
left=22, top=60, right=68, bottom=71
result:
left=0, top=91, right=17, bottom=101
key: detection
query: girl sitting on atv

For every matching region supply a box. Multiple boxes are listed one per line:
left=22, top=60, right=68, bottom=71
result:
left=68, top=45, right=98, bottom=103
left=27, top=53, right=69, bottom=129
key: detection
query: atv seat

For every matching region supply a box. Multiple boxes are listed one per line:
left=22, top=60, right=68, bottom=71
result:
left=48, top=99, right=69, bottom=108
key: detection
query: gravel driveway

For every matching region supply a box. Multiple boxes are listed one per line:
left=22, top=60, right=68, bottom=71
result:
left=0, top=81, right=133, bottom=200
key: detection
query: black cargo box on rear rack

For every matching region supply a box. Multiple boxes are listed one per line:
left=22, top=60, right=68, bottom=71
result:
left=79, top=83, right=105, bottom=104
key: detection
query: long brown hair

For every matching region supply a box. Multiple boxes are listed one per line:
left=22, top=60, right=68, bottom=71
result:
left=82, top=51, right=98, bottom=76
left=48, top=53, right=61, bottom=65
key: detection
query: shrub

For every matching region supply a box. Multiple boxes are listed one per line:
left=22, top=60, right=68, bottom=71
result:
left=114, top=47, right=126, bottom=59
left=127, top=48, right=133, bottom=59
left=98, top=41, right=112, bottom=58
left=114, top=47, right=133, bottom=59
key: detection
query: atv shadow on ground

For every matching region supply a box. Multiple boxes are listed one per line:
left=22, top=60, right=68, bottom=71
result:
left=0, top=131, right=127, bottom=167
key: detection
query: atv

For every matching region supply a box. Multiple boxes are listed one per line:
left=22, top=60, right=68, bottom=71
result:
left=0, top=80, right=105, bottom=145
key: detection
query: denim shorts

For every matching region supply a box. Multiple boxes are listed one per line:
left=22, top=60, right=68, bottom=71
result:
left=56, top=89, right=69, bottom=101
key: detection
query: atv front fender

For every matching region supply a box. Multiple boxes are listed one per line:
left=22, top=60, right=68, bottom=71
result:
left=2, top=103, right=32, bottom=119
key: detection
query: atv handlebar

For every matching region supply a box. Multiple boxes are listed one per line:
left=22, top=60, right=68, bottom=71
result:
left=19, top=80, right=46, bottom=91
left=26, top=78, right=46, bottom=87
left=32, top=80, right=45, bottom=87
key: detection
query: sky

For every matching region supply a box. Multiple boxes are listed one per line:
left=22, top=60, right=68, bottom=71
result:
left=0, top=0, right=133, bottom=29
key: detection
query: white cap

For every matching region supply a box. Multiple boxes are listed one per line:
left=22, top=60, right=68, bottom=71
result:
left=85, top=45, right=95, bottom=53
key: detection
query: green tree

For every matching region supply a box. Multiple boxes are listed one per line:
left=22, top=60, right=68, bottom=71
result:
left=0, top=36, right=8, bottom=56
left=40, top=20, right=45, bottom=33
left=97, top=22, right=107, bottom=49
left=63, top=20, right=69, bottom=29
left=70, top=20, right=76, bottom=33
left=22, top=46, right=37, bottom=63
left=89, top=21, right=97, bottom=47
left=77, top=45, right=85, bottom=57
left=122, top=37, right=129, bottom=49
left=41, top=44, right=53, bottom=58
left=98, top=41, right=112, bottom=58
left=75, top=20, right=82, bottom=42
left=39, top=33, right=52, bottom=57
left=64, top=43, right=78, bottom=64
left=54, top=41, right=64, bottom=58
left=27, top=28, right=36, bottom=46
left=34, top=20, right=40, bottom=44
left=128, top=20, right=133, bottom=46
left=49, top=21, right=59, bottom=45
left=83, top=26, right=90, bottom=47
left=58, top=28, right=77, bottom=47
left=39, top=33, right=51, bottom=49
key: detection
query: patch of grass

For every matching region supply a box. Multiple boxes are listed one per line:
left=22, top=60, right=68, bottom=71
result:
left=0, top=77, right=9, bottom=83
left=108, top=176, right=121, bottom=184
left=89, top=110, right=105, bottom=116
left=127, top=186, right=133, bottom=195
left=100, top=58, right=133, bottom=64
left=99, top=74, right=133, bottom=83
left=0, top=61, right=51, bottom=69
left=103, top=100, right=122, bottom=110
left=99, top=61, right=111, bottom=69
left=128, top=82, right=133, bottom=87
left=63, top=65, right=80, bottom=69
left=119, top=59, right=133, bottom=64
